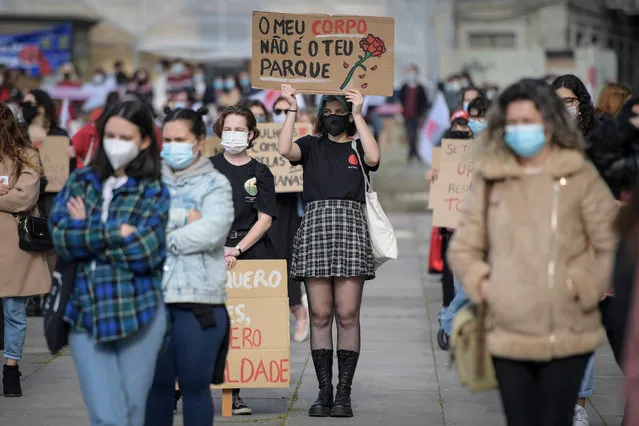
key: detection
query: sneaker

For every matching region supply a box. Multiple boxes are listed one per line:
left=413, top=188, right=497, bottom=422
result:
left=232, top=394, right=253, bottom=415
left=573, top=404, right=589, bottom=426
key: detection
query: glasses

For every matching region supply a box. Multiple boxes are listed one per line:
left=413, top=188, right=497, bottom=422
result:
left=561, top=97, right=579, bottom=107
left=323, top=111, right=348, bottom=116
left=468, top=115, right=485, bottom=121
left=273, top=109, right=289, bottom=115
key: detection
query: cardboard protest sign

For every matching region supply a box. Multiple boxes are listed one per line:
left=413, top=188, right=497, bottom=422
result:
left=428, top=147, right=441, bottom=210
left=215, top=260, right=290, bottom=389
left=431, top=140, right=473, bottom=229
left=38, top=136, right=70, bottom=192
left=203, top=136, right=222, bottom=157
left=252, top=11, right=395, bottom=96
left=250, top=123, right=311, bottom=193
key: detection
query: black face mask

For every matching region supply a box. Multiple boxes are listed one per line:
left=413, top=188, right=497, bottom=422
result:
left=322, top=114, right=350, bottom=136
left=20, top=102, right=38, bottom=124
left=445, top=130, right=473, bottom=140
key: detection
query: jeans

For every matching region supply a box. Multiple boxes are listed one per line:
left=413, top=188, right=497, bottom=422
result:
left=70, top=303, right=167, bottom=426
left=2, top=297, right=29, bottom=361
left=493, top=354, right=591, bottom=426
left=578, top=354, right=595, bottom=398
left=145, top=305, right=228, bottom=426
left=439, top=276, right=470, bottom=336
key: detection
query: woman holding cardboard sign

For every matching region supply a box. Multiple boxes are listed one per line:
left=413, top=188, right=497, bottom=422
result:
left=278, top=84, right=380, bottom=418
left=209, top=104, right=277, bottom=416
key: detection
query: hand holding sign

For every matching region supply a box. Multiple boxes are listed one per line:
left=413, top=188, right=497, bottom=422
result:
left=344, top=89, right=364, bottom=115
left=280, top=84, right=298, bottom=109
left=0, top=183, right=10, bottom=196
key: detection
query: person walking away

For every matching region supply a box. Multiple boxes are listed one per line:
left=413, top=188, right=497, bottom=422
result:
left=49, top=99, right=170, bottom=426
left=278, top=84, right=380, bottom=418
left=153, top=59, right=171, bottom=115
left=145, top=107, right=233, bottom=425
left=209, top=104, right=277, bottom=415
left=0, top=102, right=51, bottom=397
left=448, top=78, right=618, bottom=426
left=399, top=65, right=428, bottom=163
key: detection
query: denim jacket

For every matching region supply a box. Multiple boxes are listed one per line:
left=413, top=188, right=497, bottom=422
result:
left=162, top=156, right=234, bottom=305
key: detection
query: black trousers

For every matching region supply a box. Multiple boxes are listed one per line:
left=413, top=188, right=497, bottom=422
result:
left=494, top=354, right=591, bottom=426
left=440, top=230, right=455, bottom=307
left=404, top=117, right=421, bottom=161
left=600, top=298, right=623, bottom=367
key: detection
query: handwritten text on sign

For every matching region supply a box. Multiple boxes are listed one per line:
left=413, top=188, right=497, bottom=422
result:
left=432, top=140, right=473, bottom=228
left=251, top=123, right=311, bottom=193
left=216, top=260, right=290, bottom=388
left=252, top=11, right=395, bottom=96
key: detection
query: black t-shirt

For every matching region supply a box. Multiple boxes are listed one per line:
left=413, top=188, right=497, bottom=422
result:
left=210, top=154, right=277, bottom=232
left=291, top=136, right=378, bottom=203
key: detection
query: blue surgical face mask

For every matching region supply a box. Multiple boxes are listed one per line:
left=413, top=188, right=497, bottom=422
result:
left=224, top=79, right=235, bottom=90
left=463, top=102, right=470, bottom=111
left=240, top=78, right=250, bottom=87
left=172, top=102, right=187, bottom=110
left=161, top=142, right=197, bottom=170
left=213, top=80, right=224, bottom=90
left=255, top=116, right=267, bottom=123
left=504, top=124, right=546, bottom=158
left=468, top=119, right=487, bottom=135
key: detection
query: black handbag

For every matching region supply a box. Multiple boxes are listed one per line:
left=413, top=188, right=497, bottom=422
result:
left=43, top=258, right=76, bottom=355
left=14, top=214, right=53, bottom=252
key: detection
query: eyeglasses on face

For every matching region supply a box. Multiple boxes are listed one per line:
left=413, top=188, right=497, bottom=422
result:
left=273, top=109, right=289, bottom=115
left=561, top=97, right=579, bottom=107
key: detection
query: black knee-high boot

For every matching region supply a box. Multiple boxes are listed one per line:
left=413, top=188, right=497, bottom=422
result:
left=330, top=350, right=359, bottom=417
left=308, top=349, right=333, bottom=417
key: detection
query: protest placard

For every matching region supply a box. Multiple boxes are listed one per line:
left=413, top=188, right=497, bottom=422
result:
left=38, top=136, right=70, bottom=192
left=250, top=123, right=311, bottom=193
left=252, top=11, right=395, bottom=96
left=215, top=260, right=290, bottom=394
left=431, top=139, right=473, bottom=228
left=203, top=136, right=222, bottom=157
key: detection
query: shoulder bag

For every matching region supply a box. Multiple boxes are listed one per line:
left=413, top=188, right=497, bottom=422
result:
left=350, top=140, right=398, bottom=269
left=43, top=258, right=76, bottom=355
left=450, top=179, right=498, bottom=392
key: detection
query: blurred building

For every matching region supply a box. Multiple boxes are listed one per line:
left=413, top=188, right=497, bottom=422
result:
left=443, top=0, right=639, bottom=96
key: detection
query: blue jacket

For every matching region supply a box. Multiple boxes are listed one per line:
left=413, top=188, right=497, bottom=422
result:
left=49, top=167, right=169, bottom=343
left=162, top=156, right=234, bottom=305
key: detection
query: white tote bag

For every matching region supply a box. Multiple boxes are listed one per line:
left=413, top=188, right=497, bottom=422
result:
left=351, top=141, right=398, bottom=269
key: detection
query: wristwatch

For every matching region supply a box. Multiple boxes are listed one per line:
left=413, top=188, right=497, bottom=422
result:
left=235, top=245, right=243, bottom=256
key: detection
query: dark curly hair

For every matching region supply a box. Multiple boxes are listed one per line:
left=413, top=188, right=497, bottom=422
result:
left=0, top=102, right=40, bottom=182
left=551, top=74, right=596, bottom=137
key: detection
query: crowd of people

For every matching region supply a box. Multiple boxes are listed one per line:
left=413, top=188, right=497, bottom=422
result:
left=427, top=74, right=639, bottom=425
left=1, top=52, right=639, bottom=426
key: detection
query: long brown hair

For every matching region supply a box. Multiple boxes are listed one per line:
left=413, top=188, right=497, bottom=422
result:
left=595, top=83, right=632, bottom=117
left=0, top=102, right=40, bottom=181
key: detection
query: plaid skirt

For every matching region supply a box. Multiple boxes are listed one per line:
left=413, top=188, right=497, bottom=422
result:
left=290, top=199, right=375, bottom=281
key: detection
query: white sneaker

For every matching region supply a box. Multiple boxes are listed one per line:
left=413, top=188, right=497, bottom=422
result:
left=573, top=404, right=589, bottom=426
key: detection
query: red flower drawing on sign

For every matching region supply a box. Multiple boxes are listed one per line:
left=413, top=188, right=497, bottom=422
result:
left=340, top=34, right=387, bottom=90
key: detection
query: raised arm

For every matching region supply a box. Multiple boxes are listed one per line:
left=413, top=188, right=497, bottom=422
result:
left=345, top=89, right=380, bottom=167
left=277, top=84, right=302, bottom=162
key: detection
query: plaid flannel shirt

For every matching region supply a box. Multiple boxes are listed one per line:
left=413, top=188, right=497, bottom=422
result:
left=49, top=167, right=170, bottom=343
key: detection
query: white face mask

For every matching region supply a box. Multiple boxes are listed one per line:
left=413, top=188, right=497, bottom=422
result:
left=103, top=138, right=141, bottom=170
left=272, top=112, right=287, bottom=123
left=221, top=131, right=249, bottom=155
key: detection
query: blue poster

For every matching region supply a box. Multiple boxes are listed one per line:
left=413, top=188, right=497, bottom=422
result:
left=0, top=23, right=72, bottom=77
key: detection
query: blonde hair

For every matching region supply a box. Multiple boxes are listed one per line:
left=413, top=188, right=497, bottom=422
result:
left=595, top=82, right=632, bottom=117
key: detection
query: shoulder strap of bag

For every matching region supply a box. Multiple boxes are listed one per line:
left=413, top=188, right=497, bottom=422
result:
left=350, top=140, right=371, bottom=193
left=476, top=179, right=493, bottom=378
left=84, top=133, right=95, bottom=166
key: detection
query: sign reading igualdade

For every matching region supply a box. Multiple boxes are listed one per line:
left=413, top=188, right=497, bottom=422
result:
left=252, top=11, right=395, bottom=96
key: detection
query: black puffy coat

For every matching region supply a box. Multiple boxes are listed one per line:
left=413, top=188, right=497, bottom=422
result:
left=585, top=99, right=639, bottom=199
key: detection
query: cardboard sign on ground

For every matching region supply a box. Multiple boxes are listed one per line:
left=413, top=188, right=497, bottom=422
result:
left=250, top=123, right=311, bottom=193
left=428, top=147, right=441, bottom=210
left=38, top=136, right=70, bottom=192
left=431, top=139, right=473, bottom=229
left=215, top=259, right=290, bottom=390
left=225, top=259, right=288, bottom=299
left=252, top=11, right=395, bottom=96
